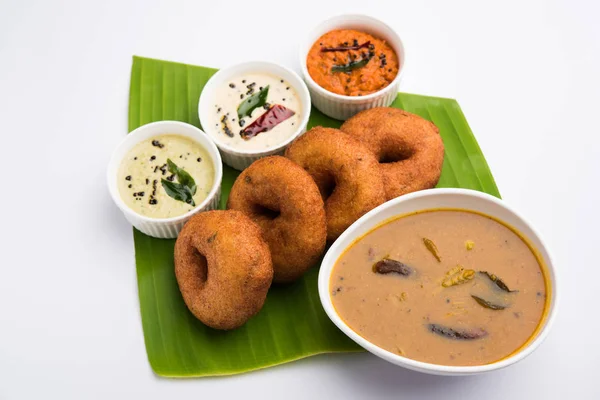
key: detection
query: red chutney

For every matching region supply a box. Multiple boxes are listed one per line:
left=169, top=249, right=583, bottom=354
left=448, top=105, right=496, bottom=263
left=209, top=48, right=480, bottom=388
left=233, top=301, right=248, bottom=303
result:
left=307, top=29, right=399, bottom=96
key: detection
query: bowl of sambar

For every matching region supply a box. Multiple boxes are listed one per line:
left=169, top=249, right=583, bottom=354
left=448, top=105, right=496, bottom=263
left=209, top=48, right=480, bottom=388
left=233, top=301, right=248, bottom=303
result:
left=318, top=188, right=558, bottom=375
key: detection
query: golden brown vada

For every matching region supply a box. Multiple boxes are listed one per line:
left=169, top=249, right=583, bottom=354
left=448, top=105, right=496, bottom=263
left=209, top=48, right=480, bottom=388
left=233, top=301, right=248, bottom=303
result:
left=285, top=127, right=385, bottom=241
left=227, top=156, right=327, bottom=283
left=340, top=107, right=445, bottom=200
left=174, top=210, right=273, bottom=330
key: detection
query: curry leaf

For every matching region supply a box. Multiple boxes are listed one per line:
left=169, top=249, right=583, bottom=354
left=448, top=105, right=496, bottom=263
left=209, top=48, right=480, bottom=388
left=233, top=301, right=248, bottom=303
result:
left=478, top=271, right=517, bottom=292
left=166, top=158, right=196, bottom=195
left=331, top=55, right=373, bottom=73
left=161, top=180, right=195, bottom=207
left=423, top=237, right=442, bottom=262
left=471, top=295, right=506, bottom=310
left=237, top=85, right=269, bottom=120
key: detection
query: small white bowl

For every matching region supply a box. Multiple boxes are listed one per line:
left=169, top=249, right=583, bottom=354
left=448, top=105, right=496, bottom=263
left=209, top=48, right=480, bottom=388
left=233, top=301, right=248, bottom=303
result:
left=300, top=14, right=406, bottom=121
left=198, top=61, right=311, bottom=171
left=107, top=121, right=223, bottom=239
left=318, top=189, right=559, bottom=376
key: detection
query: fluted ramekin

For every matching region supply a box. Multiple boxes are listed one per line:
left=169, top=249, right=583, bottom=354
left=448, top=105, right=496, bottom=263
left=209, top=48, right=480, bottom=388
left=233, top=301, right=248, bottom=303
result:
left=107, top=121, right=223, bottom=239
left=300, top=14, right=406, bottom=120
left=198, top=61, right=311, bottom=171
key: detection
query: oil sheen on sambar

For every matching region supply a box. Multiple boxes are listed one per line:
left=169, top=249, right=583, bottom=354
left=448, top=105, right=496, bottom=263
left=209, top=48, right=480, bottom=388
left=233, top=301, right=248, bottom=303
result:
left=330, top=210, right=548, bottom=366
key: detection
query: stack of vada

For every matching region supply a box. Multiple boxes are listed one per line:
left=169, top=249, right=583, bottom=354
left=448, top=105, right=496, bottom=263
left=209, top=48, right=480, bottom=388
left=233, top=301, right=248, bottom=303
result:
left=173, top=107, right=445, bottom=330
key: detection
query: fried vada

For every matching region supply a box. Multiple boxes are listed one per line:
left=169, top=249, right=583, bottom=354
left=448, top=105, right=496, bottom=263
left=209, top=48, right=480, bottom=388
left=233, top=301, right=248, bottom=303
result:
left=227, top=156, right=327, bottom=283
left=285, top=127, right=385, bottom=241
left=174, top=210, right=273, bottom=330
left=340, top=107, right=444, bottom=200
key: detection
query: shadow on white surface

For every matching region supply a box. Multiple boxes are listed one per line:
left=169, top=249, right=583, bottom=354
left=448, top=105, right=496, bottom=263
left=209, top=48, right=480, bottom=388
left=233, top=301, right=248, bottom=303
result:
left=310, top=352, right=481, bottom=396
left=169, top=351, right=490, bottom=399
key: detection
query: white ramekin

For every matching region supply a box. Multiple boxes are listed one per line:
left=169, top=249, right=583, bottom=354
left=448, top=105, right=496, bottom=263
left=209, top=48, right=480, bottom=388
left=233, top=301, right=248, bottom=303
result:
left=107, top=121, right=223, bottom=239
left=318, top=189, right=559, bottom=376
left=300, top=14, right=406, bottom=121
left=198, top=61, right=311, bottom=171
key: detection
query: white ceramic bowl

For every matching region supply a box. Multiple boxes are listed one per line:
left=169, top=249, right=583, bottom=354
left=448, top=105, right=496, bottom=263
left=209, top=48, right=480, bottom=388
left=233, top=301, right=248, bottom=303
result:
left=198, top=61, right=311, bottom=171
left=107, top=121, right=223, bottom=239
left=318, top=188, right=558, bottom=375
left=300, top=14, right=406, bottom=121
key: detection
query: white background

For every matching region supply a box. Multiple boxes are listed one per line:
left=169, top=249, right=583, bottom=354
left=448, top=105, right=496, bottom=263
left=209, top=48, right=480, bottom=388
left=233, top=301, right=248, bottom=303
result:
left=1, top=0, right=599, bottom=398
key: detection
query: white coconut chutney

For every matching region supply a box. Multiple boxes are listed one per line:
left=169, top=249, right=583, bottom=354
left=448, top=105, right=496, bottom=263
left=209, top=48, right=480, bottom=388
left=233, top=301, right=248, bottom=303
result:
left=118, top=135, right=215, bottom=218
left=207, top=73, right=301, bottom=151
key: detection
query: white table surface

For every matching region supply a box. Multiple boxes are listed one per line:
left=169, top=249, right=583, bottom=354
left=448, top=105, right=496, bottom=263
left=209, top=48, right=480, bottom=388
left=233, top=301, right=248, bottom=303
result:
left=1, top=0, right=599, bottom=398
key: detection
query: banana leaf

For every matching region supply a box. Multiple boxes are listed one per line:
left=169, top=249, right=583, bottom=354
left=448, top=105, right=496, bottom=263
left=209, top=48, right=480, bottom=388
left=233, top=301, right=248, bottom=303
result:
left=128, top=55, right=500, bottom=377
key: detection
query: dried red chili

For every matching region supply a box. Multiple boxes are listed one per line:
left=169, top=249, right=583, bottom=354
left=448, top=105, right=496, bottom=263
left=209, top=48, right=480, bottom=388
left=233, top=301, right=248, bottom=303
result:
left=240, top=104, right=295, bottom=140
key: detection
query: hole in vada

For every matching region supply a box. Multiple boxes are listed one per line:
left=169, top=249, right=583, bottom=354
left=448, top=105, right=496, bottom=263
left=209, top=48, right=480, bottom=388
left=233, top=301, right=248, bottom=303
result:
left=252, top=204, right=281, bottom=220
left=316, top=173, right=337, bottom=201
left=379, top=148, right=414, bottom=164
left=321, top=180, right=336, bottom=200
left=191, top=248, right=208, bottom=284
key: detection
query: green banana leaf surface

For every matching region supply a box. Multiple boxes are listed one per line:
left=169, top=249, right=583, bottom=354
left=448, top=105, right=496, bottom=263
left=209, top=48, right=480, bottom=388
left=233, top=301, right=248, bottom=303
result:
left=128, top=55, right=500, bottom=377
